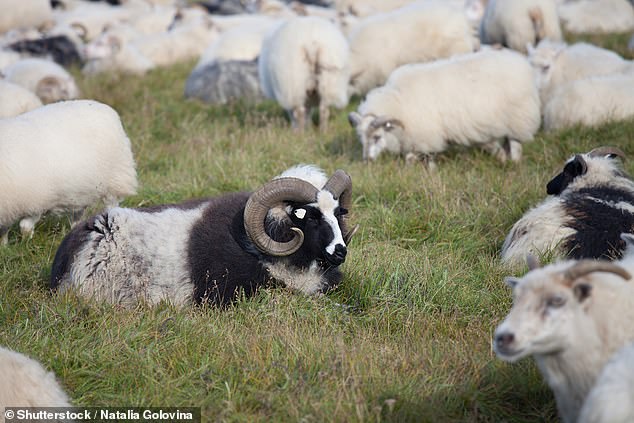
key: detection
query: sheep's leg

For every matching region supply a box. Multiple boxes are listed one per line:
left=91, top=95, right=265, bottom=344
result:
left=319, top=102, right=329, bottom=132
left=482, top=141, right=507, bottom=162
left=1, top=226, right=8, bottom=246
left=505, top=138, right=523, bottom=162
left=291, top=106, right=306, bottom=132
left=19, top=214, right=41, bottom=239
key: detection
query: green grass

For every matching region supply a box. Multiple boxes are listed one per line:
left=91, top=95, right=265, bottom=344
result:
left=2, top=33, right=634, bottom=422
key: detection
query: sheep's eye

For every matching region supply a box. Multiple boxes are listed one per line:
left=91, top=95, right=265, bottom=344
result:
left=546, top=295, right=566, bottom=308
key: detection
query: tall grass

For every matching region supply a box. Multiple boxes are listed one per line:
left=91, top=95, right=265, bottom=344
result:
left=1, top=33, right=633, bottom=422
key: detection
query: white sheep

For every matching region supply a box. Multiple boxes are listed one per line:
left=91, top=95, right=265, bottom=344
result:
left=259, top=16, right=350, bottom=132
left=0, top=100, right=138, bottom=245
left=494, top=247, right=634, bottom=423
left=2, top=58, right=80, bottom=104
left=0, top=80, right=43, bottom=118
left=348, top=49, right=541, bottom=166
left=558, top=0, right=634, bottom=34
left=543, top=74, right=634, bottom=131
left=578, top=341, right=634, bottom=423
left=528, top=39, right=634, bottom=105
left=479, top=0, right=562, bottom=54
left=0, top=0, right=53, bottom=34
left=347, top=1, right=478, bottom=96
left=334, top=0, right=414, bottom=16
left=0, top=346, right=71, bottom=411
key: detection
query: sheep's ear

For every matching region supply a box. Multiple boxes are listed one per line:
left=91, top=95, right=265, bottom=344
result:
left=573, top=283, right=592, bottom=302
left=546, top=155, right=587, bottom=195
left=348, top=112, right=362, bottom=128
left=504, top=277, right=520, bottom=289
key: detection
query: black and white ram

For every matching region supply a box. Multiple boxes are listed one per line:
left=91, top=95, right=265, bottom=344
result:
left=502, top=146, right=634, bottom=265
left=50, top=165, right=357, bottom=307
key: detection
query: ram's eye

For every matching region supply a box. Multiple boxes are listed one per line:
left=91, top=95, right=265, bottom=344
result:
left=337, top=207, right=348, bottom=217
left=546, top=295, right=566, bottom=308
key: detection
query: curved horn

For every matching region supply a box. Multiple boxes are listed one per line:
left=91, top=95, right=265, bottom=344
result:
left=588, top=146, right=626, bottom=160
left=322, top=169, right=352, bottom=211
left=563, top=260, right=631, bottom=284
left=526, top=254, right=541, bottom=271
left=244, top=177, right=319, bottom=257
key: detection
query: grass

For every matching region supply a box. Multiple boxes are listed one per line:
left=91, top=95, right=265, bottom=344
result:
left=1, top=32, right=634, bottom=422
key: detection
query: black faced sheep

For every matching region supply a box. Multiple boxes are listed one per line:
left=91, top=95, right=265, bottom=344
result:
left=51, top=165, right=358, bottom=307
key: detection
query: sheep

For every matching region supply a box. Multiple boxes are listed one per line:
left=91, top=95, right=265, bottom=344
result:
left=479, top=0, right=562, bottom=54
left=558, top=0, right=634, bottom=34
left=0, top=100, right=138, bottom=245
left=0, top=346, right=71, bottom=411
left=543, top=74, right=634, bottom=131
left=527, top=39, right=634, bottom=105
left=50, top=165, right=358, bottom=307
left=184, top=59, right=265, bottom=105
left=347, top=1, right=478, bottom=96
left=0, top=0, right=53, bottom=34
left=258, top=16, right=350, bottom=132
left=334, top=0, right=413, bottom=16
left=578, top=341, right=634, bottom=423
left=493, top=248, right=634, bottom=423
left=501, top=147, right=634, bottom=266
left=0, top=80, right=43, bottom=118
left=7, top=35, right=82, bottom=67
left=2, top=58, right=80, bottom=104
left=348, top=49, right=541, bottom=166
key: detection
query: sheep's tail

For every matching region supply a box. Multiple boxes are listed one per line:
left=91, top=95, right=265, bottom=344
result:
left=528, top=7, right=546, bottom=46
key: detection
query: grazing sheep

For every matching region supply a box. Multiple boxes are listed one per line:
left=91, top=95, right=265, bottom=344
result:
left=494, top=250, right=634, bottom=423
left=528, top=39, right=634, bottom=105
left=543, top=74, right=634, bottom=131
left=347, top=1, right=478, bottom=96
left=2, top=58, right=80, bottom=104
left=558, top=0, right=634, bottom=34
left=0, top=0, right=53, bottom=33
left=578, top=341, right=634, bottom=423
left=0, top=80, right=43, bottom=118
left=50, top=165, right=357, bottom=307
left=184, top=59, right=265, bottom=105
left=501, top=147, right=634, bottom=266
left=479, top=0, right=562, bottom=54
left=348, top=49, right=540, bottom=166
left=259, top=16, right=349, bottom=131
left=0, top=100, right=138, bottom=245
left=0, top=346, right=71, bottom=410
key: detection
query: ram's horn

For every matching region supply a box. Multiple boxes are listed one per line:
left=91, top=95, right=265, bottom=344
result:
left=244, top=177, right=318, bottom=256
left=563, top=260, right=631, bottom=284
left=587, top=146, right=626, bottom=160
left=322, top=169, right=352, bottom=212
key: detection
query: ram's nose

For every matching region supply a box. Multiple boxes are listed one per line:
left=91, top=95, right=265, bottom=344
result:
left=326, top=244, right=347, bottom=266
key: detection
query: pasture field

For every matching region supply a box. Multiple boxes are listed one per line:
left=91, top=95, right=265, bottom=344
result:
left=1, top=32, right=633, bottom=422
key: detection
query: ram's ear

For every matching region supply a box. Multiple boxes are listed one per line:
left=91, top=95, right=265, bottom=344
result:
left=348, top=112, right=362, bottom=128
left=546, top=155, right=587, bottom=195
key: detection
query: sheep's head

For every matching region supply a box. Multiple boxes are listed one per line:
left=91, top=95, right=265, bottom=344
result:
left=348, top=112, right=404, bottom=161
left=494, top=256, right=631, bottom=362
left=546, top=146, right=627, bottom=195
left=244, top=168, right=356, bottom=267
left=527, top=39, right=566, bottom=102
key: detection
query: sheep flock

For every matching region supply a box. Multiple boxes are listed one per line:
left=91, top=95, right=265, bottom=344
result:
left=3, top=0, right=634, bottom=420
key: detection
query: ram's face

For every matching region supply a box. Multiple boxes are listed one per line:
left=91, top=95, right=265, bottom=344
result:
left=348, top=112, right=403, bottom=161
left=288, top=191, right=348, bottom=266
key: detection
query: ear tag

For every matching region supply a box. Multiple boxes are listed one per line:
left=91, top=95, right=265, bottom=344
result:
left=294, top=209, right=306, bottom=219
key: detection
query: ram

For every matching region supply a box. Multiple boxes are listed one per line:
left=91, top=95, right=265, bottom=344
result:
left=0, top=100, right=138, bottom=245
left=348, top=49, right=540, bottom=166
left=501, top=147, right=634, bottom=266
left=51, top=165, right=358, bottom=307
left=494, top=246, right=634, bottom=423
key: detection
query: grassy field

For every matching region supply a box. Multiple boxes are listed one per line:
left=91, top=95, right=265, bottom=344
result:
left=1, top=32, right=634, bottom=422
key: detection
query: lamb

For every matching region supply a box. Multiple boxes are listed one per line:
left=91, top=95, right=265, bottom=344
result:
left=494, top=248, right=634, bottom=423
left=348, top=49, right=541, bottom=166
left=258, top=16, right=350, bottom=131
left=578, top=341, right=634, bottom=423
left=0, top=346, right=71, bottom=411
left=2, top=58, right=80, bottom=104
left=184, top=59, right=265, bottom=105
left=527, top=39, right=634, bottom=105
left=0, top=100, right=138, bottom=245
left=0, top=80, right=43, bottom=118
left=347, top=1, right=478, bottom=96
left=50, top=165, right=357, bottom=307
left=501, top=147, right=634, bottom=266
left=479, top=0, right=562, bottom=54
left=558, top=0, right=634, bottom=34
left=543, top=74, right=634, bottom=131
left=0, top=0, right=53, bottom=33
